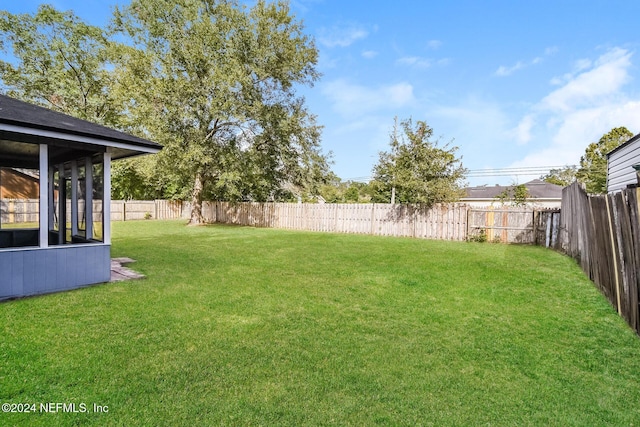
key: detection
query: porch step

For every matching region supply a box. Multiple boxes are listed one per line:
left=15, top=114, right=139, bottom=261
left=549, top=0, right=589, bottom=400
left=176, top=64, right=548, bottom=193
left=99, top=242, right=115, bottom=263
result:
left=110, top=258, right=145, bottom=282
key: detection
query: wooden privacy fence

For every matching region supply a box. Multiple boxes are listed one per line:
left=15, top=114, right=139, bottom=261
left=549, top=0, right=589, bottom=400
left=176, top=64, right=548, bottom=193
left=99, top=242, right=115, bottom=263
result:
left=2, top=198, right=559, bottom=244
left=110, top=200, right=189, bottom=221
left=204, top=201, right=558, bottom=244
left=206, top=202, right=469, bottom=240
left=0, top=199, right=39, bottom=223
left=556, top=182, right=640, bottom=334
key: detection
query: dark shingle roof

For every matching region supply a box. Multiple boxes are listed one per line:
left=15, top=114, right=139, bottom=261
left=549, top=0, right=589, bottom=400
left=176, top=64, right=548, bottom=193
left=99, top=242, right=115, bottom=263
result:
left=0, top=94, right=161, bottom=156
left=464, top=179, right=563, bottom=199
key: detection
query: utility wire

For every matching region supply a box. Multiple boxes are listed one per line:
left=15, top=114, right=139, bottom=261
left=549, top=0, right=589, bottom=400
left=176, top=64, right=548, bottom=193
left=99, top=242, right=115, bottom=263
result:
left=345, top=165, right=577, bottom=182
left=466, top=165, right=577, bottom=177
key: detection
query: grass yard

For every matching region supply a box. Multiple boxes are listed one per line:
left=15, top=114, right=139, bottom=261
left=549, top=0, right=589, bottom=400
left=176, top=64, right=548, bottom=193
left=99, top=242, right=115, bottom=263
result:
left=2, top=220, right=640, bottom=426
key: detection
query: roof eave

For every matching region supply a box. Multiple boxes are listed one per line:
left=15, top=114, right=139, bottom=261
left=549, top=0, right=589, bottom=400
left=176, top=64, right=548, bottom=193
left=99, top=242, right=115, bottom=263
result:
left=0, top=122, right=161, bottom=157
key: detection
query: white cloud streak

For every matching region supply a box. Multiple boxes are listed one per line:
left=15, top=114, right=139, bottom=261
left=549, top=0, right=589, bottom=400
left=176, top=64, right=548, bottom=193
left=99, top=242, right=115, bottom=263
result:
left=396, top=56, right=431, bottom=69
left=495, top=61, right=526, bottom=77
left=541, top=48, right=631, bottom=112
left=427, top=40, right=442, bottom=50
left=510, top=47, right=640, bottom=169
left=318, top=24, right=368, bottom=48
left=495, top=47, right=557, bottom=77
left=322, top=80, right=415, bottom=118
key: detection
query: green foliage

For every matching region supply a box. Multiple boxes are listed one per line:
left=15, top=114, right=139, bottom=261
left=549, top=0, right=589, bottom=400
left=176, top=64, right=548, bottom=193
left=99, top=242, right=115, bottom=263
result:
left=317, top=174, right=372, bottom=203
left=496, top=183, right=530, bottom=206
left=541, top=165, right=577, bottom=187
left=512, top=184, right=529, bottom=205
left=576, top=126, right=633, bottom=194
left=0, top=2, right=331, bottom=216
left=468, top=228, right=488, bottom=242
left=371, top=117, right=467, bottom=205
left=0, top=5, right=120, bottom=126
left=111, top=0, right=329, bottom=222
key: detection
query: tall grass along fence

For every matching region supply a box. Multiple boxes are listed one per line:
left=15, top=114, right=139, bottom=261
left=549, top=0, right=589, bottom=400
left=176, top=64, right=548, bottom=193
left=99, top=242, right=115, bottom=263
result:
left=2, top=199, right=558, bottom=244
left=555, top=182, right=640, bottom=334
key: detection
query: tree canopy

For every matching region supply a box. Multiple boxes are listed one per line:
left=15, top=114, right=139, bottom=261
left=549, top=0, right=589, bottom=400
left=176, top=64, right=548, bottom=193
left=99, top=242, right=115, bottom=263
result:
left=370, top=118, right=467, bottom=205
left=576, top=126, right=633, bottom=194
left=0, top=1, right=331, bottom=221
left=496, top=183, right=529, bottom=206
left=541, top=165, right=577, bottom=187
left=110, top=0, right=329, bottom=223
left=0, top=5, right=119, bottom=126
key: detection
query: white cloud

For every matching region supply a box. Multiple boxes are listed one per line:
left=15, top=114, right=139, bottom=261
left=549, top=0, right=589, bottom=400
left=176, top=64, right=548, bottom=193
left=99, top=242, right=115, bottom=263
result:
left=318, top=24, right=368, bottom=48
left=513, top=115, right=535, bottom=145
left=429, top=97, right=512, bottom=154
left=550, top=59, right=593, bottom=85
left=574, top=58, right=593, bottom=72
left=396, top=56, right=431, bottom=69
left=509, top=47, right=640, bottom=170
left=545, top=46, right=559, bottom=55
left=362, top=50, right=378, bottom=59
left=495, top=48, right=556, bottom=77
left=495, top=61, right=526, bottom=77
left=540, top=48, right=631, bottom=112
left=322, top=79, right=415, bottom=118
left=427, top=40, right=442, bottom=50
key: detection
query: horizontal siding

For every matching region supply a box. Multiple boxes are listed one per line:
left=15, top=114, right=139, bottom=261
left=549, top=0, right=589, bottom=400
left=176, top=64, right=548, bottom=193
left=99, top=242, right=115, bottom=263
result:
left=0, top=244, right=110, bottom=300
left=608, top=139, right=640, bottom=192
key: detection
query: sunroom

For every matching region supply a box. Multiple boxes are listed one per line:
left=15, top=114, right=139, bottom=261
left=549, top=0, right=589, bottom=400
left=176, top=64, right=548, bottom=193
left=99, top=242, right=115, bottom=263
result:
left=0, top=94, right=161, bottom=299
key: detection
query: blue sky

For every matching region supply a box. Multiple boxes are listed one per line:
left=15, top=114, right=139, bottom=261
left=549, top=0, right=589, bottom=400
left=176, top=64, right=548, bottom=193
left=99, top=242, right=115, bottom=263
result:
left=4, top=0, right=640, bottom=185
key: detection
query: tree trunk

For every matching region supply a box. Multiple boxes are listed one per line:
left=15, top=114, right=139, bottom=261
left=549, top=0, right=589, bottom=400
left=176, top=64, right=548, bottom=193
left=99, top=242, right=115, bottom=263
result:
left=188, top=172, right=204, bottom=226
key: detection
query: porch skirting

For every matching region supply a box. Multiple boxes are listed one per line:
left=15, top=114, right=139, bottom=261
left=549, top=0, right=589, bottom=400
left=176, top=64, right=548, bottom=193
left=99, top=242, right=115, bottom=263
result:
left=0, top=244, right=110, bottom=300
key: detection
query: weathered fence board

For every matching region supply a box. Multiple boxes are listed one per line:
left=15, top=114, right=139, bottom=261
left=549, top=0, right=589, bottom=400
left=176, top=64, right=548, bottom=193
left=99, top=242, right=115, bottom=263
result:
left=555, top=182, right=640, bottom=335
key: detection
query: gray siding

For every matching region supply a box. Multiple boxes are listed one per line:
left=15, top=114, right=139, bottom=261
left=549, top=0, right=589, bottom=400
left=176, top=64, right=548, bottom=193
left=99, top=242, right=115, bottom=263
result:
left=0, top=244, right=110, bottom=299
left=608, top=137, right=640, bottom=192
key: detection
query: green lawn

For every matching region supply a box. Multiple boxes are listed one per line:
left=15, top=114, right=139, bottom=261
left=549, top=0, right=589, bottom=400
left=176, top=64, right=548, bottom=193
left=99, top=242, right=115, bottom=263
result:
left=2, top=220, right=640, bottom=426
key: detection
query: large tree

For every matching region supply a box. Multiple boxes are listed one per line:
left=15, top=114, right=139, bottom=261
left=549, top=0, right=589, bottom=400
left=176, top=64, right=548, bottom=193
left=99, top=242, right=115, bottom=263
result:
left=370, top=117, right=467, bottom=205
left=0, top=5, right=119, bottom=126
left=576, top=126, right=633, bottom=194
left=112, top=0, right=328, bottom=224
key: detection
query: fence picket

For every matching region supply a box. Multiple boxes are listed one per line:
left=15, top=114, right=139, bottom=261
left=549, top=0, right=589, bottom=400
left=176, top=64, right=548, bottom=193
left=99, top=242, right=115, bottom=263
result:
left=555, top=182, right=640, bottom=335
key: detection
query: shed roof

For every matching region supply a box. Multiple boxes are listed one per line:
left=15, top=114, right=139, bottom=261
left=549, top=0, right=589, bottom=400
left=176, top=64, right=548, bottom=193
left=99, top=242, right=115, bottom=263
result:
left=463, top=179, right=563, bottom=200
left=0, top=94, right=161, bottom=160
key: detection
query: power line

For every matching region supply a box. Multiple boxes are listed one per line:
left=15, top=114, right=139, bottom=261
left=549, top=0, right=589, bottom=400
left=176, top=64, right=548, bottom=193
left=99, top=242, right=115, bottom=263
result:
left=466, top=165, right=577, bottom=177
left=344, top=165, right=577, bottom=182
